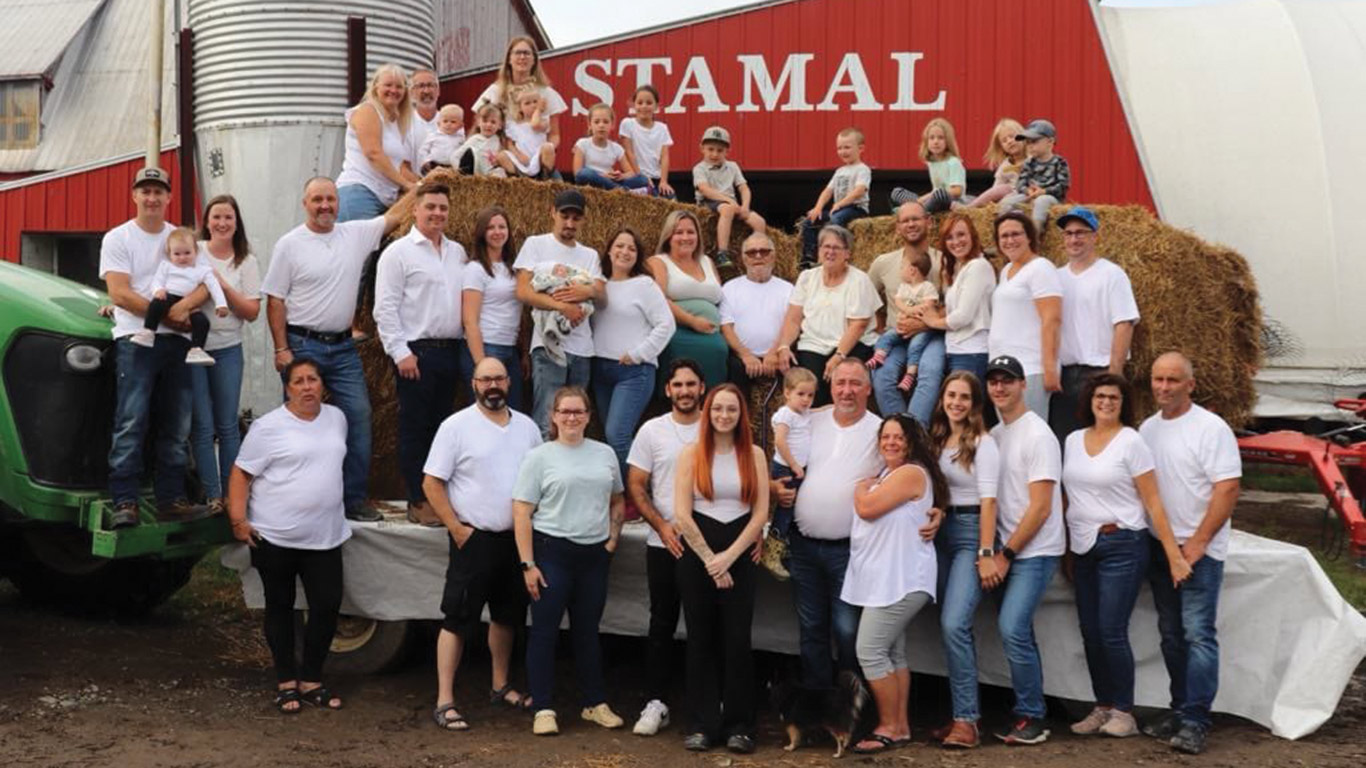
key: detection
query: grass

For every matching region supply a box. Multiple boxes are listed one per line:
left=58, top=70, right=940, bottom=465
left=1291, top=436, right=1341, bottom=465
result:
left=1241, top=465, right=1320, bottom=493
left=1237, top=517, right=1366, bottom=610
left=169, top=547, right=250, bottom=621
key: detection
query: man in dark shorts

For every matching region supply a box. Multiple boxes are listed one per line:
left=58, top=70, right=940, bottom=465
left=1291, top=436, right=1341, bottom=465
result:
left=422, top=357, right=543, bottom=729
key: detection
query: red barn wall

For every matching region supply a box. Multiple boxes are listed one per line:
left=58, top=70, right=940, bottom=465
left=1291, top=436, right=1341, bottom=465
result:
left=444, top=0, right=1153, bottom=208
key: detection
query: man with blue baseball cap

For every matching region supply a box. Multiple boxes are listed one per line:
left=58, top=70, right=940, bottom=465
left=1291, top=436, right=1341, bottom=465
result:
left=1048, top=206, right=1139, bottom=441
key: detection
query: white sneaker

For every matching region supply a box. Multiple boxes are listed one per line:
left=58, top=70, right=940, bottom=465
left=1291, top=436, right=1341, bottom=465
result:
left=1100, top=709, right=1139, bottom=737
left=633, top=699, right=670, bottom=736
left=532, top=708, right=558, bottom=735
left=1070, top=706, right=1112, bottom=735
left=185, top=347, right=215, bottom=366
left=130, top=329, right=155, bottom=348
left=581, top=702, right=624, bottom=729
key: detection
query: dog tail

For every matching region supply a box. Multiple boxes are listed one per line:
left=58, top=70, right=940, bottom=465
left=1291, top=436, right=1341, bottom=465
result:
left=836, top=670, right=871, bottom=718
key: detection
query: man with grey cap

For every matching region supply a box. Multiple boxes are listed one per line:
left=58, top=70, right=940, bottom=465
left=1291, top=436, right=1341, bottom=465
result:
left=997, top=119, right=1071, bottom=233
left=513, top=188, right=606, bottom=434
left=1048, top=205, right=1139, bottom=441
left=100, top=167, right=211, bottom=528
left=692, top=125, right=765, bottom=269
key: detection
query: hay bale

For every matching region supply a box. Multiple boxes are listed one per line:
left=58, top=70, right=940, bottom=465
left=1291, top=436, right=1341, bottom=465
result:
left=849, top=205, right=1262, bottom=425
left=359, top=177, right=1261, bottom=498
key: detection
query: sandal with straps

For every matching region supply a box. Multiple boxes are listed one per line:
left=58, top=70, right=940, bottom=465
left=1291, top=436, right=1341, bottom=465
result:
left=433, top=702, right=469, bottom=730
left=299, top=685, right=343, bottom=710
left=489, top=684, right=532, bottom=710
left=273, top=687, right=302, bottom=715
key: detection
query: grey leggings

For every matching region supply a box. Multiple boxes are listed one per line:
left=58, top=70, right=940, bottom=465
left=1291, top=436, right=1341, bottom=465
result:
left=855, top=590, right=932, bottom=680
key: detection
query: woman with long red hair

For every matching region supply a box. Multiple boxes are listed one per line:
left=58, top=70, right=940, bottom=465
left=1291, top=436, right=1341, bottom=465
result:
left=671, top=383, right=769, bottom=754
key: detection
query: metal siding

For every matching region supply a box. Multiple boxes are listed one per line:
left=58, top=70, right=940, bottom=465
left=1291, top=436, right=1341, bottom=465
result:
left=0, top=0, right=105, bottom=78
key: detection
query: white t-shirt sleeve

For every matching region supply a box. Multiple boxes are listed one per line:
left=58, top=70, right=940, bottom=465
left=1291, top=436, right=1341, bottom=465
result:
left=975, top=435, right=1000, bottom=499
left=1028, top=260, right=1064, bottom=299
left=585, top=248, right=605, bottom=280
left=422, top=419, right=459, bottom=480
left=233, top=418, right=275, bottom=476
left=349, top=216, right=388, bottom=258
left=260, top=238, right=293, bottom=299
left=462, top=260, right=490, bottom=292
left=1206, top=419, right=1244, bottom=483
left=1028, top=431, right=1062, bottom=484
left=1123, top=429, right=1157, bottom=478
left=626, top=427, right=655, bottom=472
left=542, top=87, right=568, bottom=117
left=1109, top=266, right=1141, bottom=325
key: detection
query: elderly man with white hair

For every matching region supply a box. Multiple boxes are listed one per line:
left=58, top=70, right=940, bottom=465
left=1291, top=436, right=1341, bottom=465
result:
left=718, top=232, right=793, bottom=388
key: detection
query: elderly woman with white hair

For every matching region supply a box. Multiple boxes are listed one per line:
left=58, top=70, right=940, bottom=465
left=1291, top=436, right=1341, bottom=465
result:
left=337, top=63, right=421, bottom=221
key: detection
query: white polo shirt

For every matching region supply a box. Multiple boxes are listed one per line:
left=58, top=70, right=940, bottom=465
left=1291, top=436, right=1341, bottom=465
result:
left=261, top=217, right=387, bottom=334
left=373, top=227, right=468, bottom=364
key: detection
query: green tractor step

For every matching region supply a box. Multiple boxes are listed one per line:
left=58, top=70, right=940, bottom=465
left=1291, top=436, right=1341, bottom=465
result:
left=83, top=498, right=234, bottom=559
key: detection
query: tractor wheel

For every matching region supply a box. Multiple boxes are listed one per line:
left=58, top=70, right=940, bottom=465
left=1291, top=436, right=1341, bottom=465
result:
left=295, top=612, right=414, bottom=675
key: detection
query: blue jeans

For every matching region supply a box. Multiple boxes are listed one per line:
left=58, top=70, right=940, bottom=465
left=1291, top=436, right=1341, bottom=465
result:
left=574, top=167, right=650, bottom=191
left=769, top=461, right=801, bottom=539
left=591, top=359, right=655, bottom=482
left=1074, top=529, right=1150, bottom=711
left=530, top=347, right=591, bottom=437
left=460, top=341, right=526, bottom=414
left=1149, top=541, right=1224, bottom=730
left=945, top=352, right=989, bottom=383
left=395, top=342, right=468, bottom=503
left=527, top=532, right=612, bottom=711
left=190, top=344, right=244, bottom=499
left=337, top=183, right=386, bottom=222
left=874, top=327, right=941, bottom=370
left=995, top=555, right=1059, bottom=719
left=285, top=333, right=371, bottom=512
left=800, top=205, right=868, bottom=263
left=787, top=528, right=861, bottom=687
left=109, top=336, right=193, bottom=506
left=872, top=332, right=945, bottom=425
left=936, top=512, right=985, bottom=721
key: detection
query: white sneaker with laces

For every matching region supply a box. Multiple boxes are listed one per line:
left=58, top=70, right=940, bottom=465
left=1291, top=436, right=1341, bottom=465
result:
left=1100, top=709, right=1139, bottom=737
left=633, top=699, right=670, bottom=736
left=185, top=347, right=215, bottom=366
left=1070, top=706, right=1112, bottom=735
left=130, top=329, right=155, bottom=348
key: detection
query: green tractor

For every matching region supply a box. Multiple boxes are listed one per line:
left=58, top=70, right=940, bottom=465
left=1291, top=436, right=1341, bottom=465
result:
left=0, top=261, right=232, bottom=615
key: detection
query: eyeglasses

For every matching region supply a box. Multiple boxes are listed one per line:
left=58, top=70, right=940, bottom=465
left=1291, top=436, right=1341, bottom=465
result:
left=1062, top=229, right=1094, bottom=239
left=998, top=232, right=1027, bottom=240
left=742, top=248, right=773, bottom=257
left=511, top=50, right=534, bottom=57
left=474, top=375, right=509, bottom=385
left=819, top=243, right=849, bottom=252
left=1092, top=392, right=1122, bottom=402
left=554, top=408, right=588, bottom=418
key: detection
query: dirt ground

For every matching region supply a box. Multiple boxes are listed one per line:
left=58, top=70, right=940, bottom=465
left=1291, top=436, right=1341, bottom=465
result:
left=1, top=495, right=1364, bottom=768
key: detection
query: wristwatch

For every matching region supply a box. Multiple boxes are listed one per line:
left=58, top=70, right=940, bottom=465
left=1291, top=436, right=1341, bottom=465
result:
left=977, top=547, right=994, bottom=559
left=1001, top=546, right=1018, bottom=562
left=519, top=560, right=536, bottom=572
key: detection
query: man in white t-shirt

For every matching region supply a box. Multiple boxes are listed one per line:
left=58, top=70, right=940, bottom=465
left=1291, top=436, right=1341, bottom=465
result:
left=984, top=355, right=1065, bottom=746
left=774, top=359, right=882, bottom=686
left=423, top=356, right=542, bottom=729
left=865, top=202, right=945, bottom=424
left=373, top=181, right=468, bottom=524
left=1049, top=206, right=1139, bottom=441
left=261, top=176, right=403, bottom=522
left=718, top=233, right=793, bottom=389
left=513, top=189, right=606, bottom=435
left=99, top=167, right=211, bottom=528
left=1138, top=352, right=1240, bottom=755
left=408, top=68, right=441, bottom=162
left=624, top=358, right=706, bottom=735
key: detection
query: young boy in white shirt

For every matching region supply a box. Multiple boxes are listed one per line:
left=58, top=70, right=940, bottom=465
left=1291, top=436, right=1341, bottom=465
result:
left=692, top=125, right=765, bottom=269
left=800, top=127, right=872, bottom=269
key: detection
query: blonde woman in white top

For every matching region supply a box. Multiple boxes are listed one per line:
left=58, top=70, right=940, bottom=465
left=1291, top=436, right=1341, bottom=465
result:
left=648, top=210, right=728, bottom=387
left=336, top=63, right=419, bottom=221
left=919, top=213, right=996, bottom=383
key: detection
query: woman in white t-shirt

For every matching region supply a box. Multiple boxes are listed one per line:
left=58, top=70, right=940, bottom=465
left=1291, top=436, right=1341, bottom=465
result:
left=919, top=214, right=996, bottom=384
left=228, top=358, right=350, bottom=715
left=769, top=224, right=882, bottom=405
left=925, top=370, right=999, bottom=748
left=591, top=228, right=675, bottom=484
left=336, top=63, right=419, bottom=221
left=1062, top=373, right=1191, bottom=738
left=462, top=206, right=526, bottom=411
left=472, top=37, right=567, bottom=173
left=648, top=210, right=728, bottom=388
left=191, top=195, right=261, bottom=515
left=672, top=384, right=769, bottom=753
left=843, top=414, right=944, bottom=754
left=987, top=212, right=1061, bottom=419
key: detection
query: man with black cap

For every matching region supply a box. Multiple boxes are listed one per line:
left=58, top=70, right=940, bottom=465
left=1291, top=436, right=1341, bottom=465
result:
left=513, top=188, right=606, bottom=435
left=1049, top=206, right=1139, bottom=441
left=99, top=167, right=211, bottom=528
left=984, top=354, right=1065, bottom=746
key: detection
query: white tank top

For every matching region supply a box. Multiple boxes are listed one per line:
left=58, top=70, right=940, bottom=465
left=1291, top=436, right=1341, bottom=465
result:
left=659, top=254, right=723, bottom=304
left=692, top=448, right=750, bottom=524
left=336, top=103, right=410, bottom=205
left=840, top=464, right=938, bottom=608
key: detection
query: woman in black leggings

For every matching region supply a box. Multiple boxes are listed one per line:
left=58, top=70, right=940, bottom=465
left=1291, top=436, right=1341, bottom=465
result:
left=228, top=358, right=351, bottom=713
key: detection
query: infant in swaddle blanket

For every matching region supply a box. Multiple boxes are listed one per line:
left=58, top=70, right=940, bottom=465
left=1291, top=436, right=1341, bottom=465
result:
left=530, top=261, right=596, bottom=366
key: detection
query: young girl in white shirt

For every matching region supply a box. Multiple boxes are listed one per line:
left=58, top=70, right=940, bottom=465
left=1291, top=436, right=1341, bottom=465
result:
left=619, top=85, right=676, bottom=198
left=499, top=88, right=554, bottom=179
left=573, top=103, right=650, bottom=193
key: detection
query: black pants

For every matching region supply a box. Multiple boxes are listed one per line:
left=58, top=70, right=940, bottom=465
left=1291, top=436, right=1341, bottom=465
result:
left=677, top=513, right=757, bottom=739
left=395, top=340, right=468, bottom=503
left=145, top=293, right=210, bottom=348
left=251, top=538, right=344, bottom=683
left=646, top=545, right=682, bottom=702
left=796, top=343, right=872, bottom=406
left=1049, top=364, right=1107, bottom=442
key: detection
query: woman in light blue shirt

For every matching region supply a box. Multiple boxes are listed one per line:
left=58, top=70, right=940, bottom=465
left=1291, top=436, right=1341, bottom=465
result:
left=513, top=387, right=626, bottom=736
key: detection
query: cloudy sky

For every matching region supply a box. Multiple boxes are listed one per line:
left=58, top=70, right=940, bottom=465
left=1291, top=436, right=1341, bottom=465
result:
left=533, top=0, right=752, bottom=47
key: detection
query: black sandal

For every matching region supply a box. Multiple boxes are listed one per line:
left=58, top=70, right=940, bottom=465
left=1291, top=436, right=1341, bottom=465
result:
left=299, top=685, right=343, bottom=710
left=433, top=702, right=469, bottom=730
left=852, top=733, right=899, bottom=754
left=273, top=687, right=302, bottom=715
left=489, top=684, right=531, bottom=710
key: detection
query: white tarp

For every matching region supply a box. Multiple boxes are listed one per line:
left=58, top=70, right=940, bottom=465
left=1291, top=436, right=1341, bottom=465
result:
left=224, top=523, right=1366, bottom=740
left=1093, top=0, right=1366, bottom=418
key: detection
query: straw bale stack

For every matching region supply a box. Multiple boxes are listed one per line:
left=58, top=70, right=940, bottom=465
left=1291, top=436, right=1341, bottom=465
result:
left=358, top=176, right=1260, bottom=498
